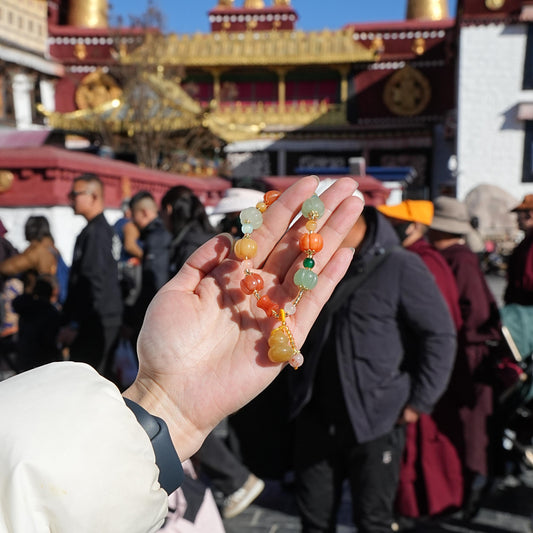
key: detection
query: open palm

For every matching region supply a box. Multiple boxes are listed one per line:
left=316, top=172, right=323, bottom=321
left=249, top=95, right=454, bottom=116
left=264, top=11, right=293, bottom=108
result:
left=123, top=176, right=364, bottom=460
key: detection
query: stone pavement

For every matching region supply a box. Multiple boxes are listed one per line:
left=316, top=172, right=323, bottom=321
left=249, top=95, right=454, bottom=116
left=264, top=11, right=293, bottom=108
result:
left=222, top=473, right=533, bottom=533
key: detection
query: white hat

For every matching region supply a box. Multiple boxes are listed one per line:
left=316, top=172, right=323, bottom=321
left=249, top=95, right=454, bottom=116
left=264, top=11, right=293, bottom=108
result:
left=211, top=188, right=265, bottom=215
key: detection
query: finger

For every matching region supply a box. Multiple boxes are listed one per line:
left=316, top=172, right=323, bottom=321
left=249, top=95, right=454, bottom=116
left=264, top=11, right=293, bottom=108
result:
left=273, top=195, right=363, bottom=298
left=290, top=246, right=355, bottom=345
left=164, top=233, right=234, bottom=293
left=262, top=179, right=362, bottom=279
left=234, top=175, right=320, bottom=267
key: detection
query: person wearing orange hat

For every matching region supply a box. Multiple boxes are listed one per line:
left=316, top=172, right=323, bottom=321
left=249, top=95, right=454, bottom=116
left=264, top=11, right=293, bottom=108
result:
left=505, top=194, right=533, bottom=305
left=378, top=200, right=463, bottom=328
left=378, top=200, right=464, bottom=522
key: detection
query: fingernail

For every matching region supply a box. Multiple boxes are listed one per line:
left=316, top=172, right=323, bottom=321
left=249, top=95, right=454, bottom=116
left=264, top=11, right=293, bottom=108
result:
left=349, top=247, right=356, bottom=255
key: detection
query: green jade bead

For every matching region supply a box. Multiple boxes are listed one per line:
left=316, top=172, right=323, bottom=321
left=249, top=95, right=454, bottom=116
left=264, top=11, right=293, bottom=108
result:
left=294, top=268, right=318, bottom=290
left=301, top=194, right=325, bottom=220
left=240, top=207, right=263, bottom=230
left=303, top=257, right=315, bottom=269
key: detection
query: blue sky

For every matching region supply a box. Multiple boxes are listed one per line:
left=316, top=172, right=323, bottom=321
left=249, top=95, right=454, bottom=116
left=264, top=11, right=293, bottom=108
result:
left=109, top=0, right=458, bottom=33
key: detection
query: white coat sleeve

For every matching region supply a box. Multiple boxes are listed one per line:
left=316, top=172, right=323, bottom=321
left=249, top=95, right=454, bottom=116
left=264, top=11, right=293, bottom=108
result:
left=0, top=362, right=169, bottom=533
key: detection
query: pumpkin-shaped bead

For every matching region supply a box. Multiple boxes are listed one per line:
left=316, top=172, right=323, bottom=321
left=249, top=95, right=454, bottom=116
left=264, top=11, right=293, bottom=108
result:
left=299, top=232, right=324, bottom=253
left=294, top=268, right=318, bottom=290
left=240, top=272, right=264, bottom=295
left=239, top=207, right=263, bottom=230
left=234, top=237, right=258, bottom=260
left=257, top=295, right=280, bottom=317
left=264, top=190, right=281, bottom=206
left=301, top=194, right=325, bottom=220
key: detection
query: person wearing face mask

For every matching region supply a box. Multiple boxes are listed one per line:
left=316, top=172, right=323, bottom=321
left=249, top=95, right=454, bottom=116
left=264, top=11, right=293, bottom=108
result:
left=290, top=204, right=457, bottom=533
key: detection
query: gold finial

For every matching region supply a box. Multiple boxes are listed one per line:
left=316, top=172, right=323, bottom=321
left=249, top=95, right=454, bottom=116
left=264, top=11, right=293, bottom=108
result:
left=67, top=0, right=108, bottom=28
left=274, top=0, right=291, bottom=5
left=217, top=0, right=234, bottom=7
left=406, top=0, right=449, bottom=20
left=243, top=0, right=265, bottom=8
left=412, top=37, right=426, bottom=55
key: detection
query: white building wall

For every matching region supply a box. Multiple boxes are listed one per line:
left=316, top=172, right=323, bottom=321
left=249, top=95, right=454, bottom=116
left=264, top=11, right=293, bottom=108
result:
left=457, top=23, right=533, bottom=202
left=0, top=206, right=122, bottom=265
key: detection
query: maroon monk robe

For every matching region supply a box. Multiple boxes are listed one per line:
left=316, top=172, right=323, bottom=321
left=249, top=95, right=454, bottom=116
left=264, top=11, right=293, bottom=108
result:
left=396, top=238, right=463, bottom=518
left=439, top=243, right=501, bottom=480
left=505, top=231, right=533, bottom=305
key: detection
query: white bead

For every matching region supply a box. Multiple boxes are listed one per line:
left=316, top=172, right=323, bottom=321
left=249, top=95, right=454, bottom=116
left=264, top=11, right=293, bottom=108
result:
left=289, top=352, right=304, bottom=369
left=241, top=260, right=254, bottom=273
left=284, top=302, right=297, bottom=316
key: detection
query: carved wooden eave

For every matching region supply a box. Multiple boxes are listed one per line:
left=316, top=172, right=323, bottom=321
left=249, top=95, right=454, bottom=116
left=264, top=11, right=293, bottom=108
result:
left=120, top=28, right=376, bottom=68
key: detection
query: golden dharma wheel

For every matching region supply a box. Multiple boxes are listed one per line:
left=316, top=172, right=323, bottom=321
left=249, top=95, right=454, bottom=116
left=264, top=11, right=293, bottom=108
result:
left=406, top=0, right=449, bottom=20
left=68, top=0, right=108, bottom=28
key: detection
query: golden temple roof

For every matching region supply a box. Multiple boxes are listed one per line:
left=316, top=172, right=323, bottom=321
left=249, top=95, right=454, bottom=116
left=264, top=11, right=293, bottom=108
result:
left=120, top=28, right=375, bottom=68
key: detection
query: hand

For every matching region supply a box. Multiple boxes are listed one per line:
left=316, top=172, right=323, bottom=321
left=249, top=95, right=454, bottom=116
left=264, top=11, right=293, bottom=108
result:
left=123, top=176, right=364, bottom=460
left=397, top=405, right=420, bottom=425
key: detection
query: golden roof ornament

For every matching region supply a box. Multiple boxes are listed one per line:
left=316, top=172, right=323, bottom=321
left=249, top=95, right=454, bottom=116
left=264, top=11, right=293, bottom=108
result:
left=67, top=0, right=108, bottom=28
left=243, top=0, right=265, bottom=8
left=406, top=0, right=449, bottom=20
left=216, top=0, right=234, bottom=7
left=274, top=0, right=291, bottom=5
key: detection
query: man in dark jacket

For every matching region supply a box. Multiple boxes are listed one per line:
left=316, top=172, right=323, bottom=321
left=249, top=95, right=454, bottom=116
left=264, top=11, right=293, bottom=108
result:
left=129, top=190, right=171, bottom=336
left=58, top=174, right=123, bottom=377
left=290, top=206, right=457, bottom=533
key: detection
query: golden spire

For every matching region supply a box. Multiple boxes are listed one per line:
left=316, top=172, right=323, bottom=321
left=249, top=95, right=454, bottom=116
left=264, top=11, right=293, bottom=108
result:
left=406, top=0, right=449, bottom=20
left=243, top=0, right=265, bottom=8
left=67, top=0, right=108, bottom=28
left=216, top=0, right=234, bottom=7
left=274, top=0, right=291, bottom=5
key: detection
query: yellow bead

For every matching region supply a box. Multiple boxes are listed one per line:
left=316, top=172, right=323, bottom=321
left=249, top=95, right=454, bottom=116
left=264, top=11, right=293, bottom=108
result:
left=305, top=220, right=318, bottom=232
left=268, top=343, right=293, bottom=363
left=268, top=329, right=289, bottom=346
left=234, top=237, right=258, bottom=260
left=256, top=201, right=268, bottom=213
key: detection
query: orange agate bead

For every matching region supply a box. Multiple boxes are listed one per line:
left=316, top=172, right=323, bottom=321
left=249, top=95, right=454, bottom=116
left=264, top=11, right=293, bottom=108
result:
left=299, top=232, right=324, bottom=253
left=240, top=273, right=264, bottom=295
left=264, top=190, right=281, bottom=205
left=257, top=295, right=280, bottom=317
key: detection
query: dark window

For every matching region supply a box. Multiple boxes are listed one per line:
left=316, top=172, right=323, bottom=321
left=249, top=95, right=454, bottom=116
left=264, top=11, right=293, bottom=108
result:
left=522, top=120, right=533, bottom=182
left=524, top=24, right=533, bottom=89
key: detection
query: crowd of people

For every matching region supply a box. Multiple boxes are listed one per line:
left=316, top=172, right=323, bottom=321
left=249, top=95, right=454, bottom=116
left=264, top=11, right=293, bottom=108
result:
left=0, top=173, right=532, bottom=533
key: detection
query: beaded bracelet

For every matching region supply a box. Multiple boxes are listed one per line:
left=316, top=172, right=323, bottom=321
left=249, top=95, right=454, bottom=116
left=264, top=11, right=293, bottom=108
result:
left=234, top=190, right=325, bottom=369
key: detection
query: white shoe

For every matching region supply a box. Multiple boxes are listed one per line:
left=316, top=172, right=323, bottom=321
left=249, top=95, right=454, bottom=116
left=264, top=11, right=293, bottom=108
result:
left=222, top=474, right=265, bottom=519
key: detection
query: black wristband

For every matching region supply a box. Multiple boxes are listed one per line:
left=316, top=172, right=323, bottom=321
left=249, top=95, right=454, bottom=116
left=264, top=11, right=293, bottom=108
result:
left=124, top=398, right=184, bottom=494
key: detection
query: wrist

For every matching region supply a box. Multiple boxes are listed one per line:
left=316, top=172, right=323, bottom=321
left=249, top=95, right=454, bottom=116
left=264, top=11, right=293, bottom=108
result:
left=122, top=378, right=206, bottom=462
